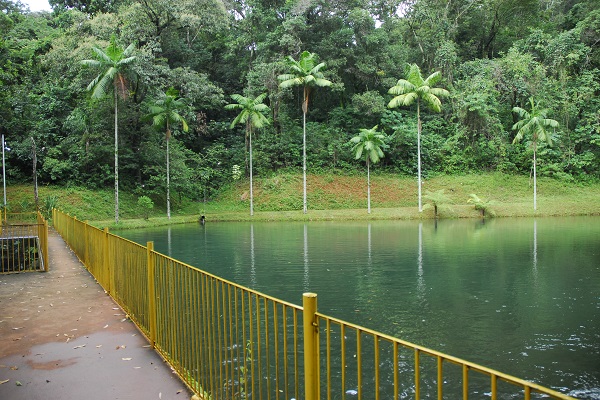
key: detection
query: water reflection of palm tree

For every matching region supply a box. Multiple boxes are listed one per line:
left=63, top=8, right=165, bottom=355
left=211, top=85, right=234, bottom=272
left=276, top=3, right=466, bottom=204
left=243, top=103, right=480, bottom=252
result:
left=167, top=227, right=172, bottom=257
left=303, top=224, right=309, bottom=291
left=417, top=222, right=425, bottom=297
left=367, top=223, right=372, bottom=267
left=250, top=224, right=256, bottom=287
left=533, top=219, right=538, bottom=271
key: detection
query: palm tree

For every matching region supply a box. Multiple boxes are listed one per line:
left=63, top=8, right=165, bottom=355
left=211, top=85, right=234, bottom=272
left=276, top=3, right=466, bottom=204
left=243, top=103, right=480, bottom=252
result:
left=278, top=51, right=331, bottom=214
left=350, top=126, right=387, bottom=214
left=225, top=93, right=270, bottom=216
left=423, top=189, right=452, bottom=219
left=512, top=97, right=559, bottom=211
left=145, top=87, right=189, bottom=219
left=388, top=64, right=449, bottom=213
left=81, top=35, right=136, bottom=223
left=468, top=194, right=496, bottom=218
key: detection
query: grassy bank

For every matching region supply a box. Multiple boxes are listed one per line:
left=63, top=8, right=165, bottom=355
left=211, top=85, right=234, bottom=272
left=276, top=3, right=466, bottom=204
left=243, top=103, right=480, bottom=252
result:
left=5, top=172, right=600, bottom=229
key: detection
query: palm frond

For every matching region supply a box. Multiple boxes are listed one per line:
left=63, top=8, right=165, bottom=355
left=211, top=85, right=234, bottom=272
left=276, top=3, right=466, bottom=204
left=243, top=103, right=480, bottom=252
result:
left=423, top=70, right=442, bottom=86
left=422, top=93, right=443, bottom=112
left=406, top=64, right=424, bottom=86
left=388, top=79, right=414, bottom=95
left=313, top=77, right=332, bottom=87
left=388, top=93, right=417, bottom=108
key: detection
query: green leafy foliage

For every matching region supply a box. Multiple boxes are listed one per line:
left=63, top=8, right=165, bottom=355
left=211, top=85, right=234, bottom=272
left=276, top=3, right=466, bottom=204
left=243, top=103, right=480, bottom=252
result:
left=0, top=0, right=597, bottom=219
left=137, top=195, right=154, bottom=220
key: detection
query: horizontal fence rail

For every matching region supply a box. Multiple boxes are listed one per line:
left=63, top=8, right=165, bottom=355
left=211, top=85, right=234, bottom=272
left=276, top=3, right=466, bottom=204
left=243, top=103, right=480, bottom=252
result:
left=52, top=209, right=575, bottom=400
left=0, top=212, right=48, bottom=273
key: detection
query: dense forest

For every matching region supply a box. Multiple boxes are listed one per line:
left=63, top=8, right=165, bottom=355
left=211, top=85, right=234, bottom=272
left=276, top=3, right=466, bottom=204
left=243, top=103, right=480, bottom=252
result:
left=1, top=0, right=599, bottom=213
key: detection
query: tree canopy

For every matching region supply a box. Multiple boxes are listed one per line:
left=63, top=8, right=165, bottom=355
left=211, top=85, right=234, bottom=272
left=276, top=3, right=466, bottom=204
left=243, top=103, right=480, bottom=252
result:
left=0, top=0, right=598, bottom=212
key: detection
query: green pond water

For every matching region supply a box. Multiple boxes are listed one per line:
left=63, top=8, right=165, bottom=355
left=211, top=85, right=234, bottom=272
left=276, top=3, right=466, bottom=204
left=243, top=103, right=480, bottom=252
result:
left=118, top=216, right=600, bottom=399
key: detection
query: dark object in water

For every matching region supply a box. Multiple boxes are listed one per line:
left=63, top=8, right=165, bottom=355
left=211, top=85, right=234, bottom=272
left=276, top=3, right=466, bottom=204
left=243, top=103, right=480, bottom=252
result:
left=199, top=215, right=206, bottom=225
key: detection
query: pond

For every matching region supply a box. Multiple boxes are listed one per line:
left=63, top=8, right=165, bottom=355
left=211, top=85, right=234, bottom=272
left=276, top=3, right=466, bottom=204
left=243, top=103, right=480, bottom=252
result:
left=118, top=216, right=600, bottom=399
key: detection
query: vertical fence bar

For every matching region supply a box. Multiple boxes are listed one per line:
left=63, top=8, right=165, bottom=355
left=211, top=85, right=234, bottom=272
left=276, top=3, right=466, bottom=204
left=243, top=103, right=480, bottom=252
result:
left=415, top=349, right=421, bottom=400
left=341, top=324, right=346, bottom=398
left=303, top=293, right=318, bottom=400
left=147, top=241, right=156, bottom=348
left=42, top=216, right=48, bottom=272
left=357, top=330, right=362, bottom=400
left=463, top=364, right=469, bottom=400
left=84, top=221, right=89, bottom=267
left=326, top=319, right=332, bottom=400
left=293, top=308, right=299, bottom=400
left=104, top=227, right=111, bottom=295
left=438, top=356, right=443, bottom=400
left=394, top=342, right=399, bottom=400
left=374, top=336, right=380, bottom=400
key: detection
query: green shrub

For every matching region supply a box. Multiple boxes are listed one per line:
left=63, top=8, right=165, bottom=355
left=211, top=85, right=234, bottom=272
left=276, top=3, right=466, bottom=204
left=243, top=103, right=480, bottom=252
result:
left=42, top=195, right=58, bottom=219
left=137, top=196, right=154, bottom=220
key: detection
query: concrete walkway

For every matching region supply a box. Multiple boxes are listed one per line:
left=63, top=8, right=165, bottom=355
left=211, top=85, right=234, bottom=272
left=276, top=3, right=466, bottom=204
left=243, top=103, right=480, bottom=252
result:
left=0, top=228, right=192, bottom=400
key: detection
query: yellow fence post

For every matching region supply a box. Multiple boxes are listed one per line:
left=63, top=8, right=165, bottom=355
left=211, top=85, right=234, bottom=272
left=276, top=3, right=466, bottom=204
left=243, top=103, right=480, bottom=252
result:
left=43, top=217, right=49, bottom=272
left=303, top=292, right=319, bottom=400
left=104, top=227, right=111, bottom=295
left=147, top=241, right=157, bottom=349
left=84, top=221, right=89, bottom=268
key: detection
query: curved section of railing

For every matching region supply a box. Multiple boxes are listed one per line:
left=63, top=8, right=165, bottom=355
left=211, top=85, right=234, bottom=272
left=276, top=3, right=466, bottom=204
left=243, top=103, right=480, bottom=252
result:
left=52, top=209, right=576, bottom=400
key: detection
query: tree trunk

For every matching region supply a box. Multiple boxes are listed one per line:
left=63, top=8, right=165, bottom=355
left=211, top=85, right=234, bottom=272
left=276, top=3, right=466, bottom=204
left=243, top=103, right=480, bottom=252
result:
left=417, top=101, right=423, bottom=212
left=302, top=87, right=308, bottom=214
left=533, top=142, right=537, bottom=211
left=367, top=158, right=371, bottom=214
left=249, top=124, right=254, bottom=217
left=31, top=138, right=38, bottom=210
left=114, top=90, right=119, bottom=224
left=166, top=133, right=171, bottom=219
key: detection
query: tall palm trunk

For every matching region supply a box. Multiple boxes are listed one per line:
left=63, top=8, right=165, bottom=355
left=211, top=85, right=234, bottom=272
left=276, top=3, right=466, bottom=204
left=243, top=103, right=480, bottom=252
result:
left=302, top=87, right=308, bottom=214
left=367, top=158, right=371, bottom=214
left=533, top=141, right=537, bottom=211
left=417, top=101, right=422, bottom=213
left=114, top=90, right=119, bottom=224
left=248, top=121, right=254, bottom=216
left=166, top=133, right=171, bottom=219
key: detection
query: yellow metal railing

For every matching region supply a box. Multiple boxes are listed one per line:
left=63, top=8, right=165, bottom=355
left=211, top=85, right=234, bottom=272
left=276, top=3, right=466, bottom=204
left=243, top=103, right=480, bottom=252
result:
left=52, top=209, right=575, bottom=400
left=0, top=212, right=48, bottom=273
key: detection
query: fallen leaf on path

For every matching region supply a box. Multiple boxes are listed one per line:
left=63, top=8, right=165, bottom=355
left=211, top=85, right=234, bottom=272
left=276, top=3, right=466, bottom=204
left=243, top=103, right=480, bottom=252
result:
left=121, top=358, right=132, bottom=361
left=16, top=381, right=22, bottom=386
left=73, top=344, right=86, bottom=349
left=0, top=379, right=9, bottom=385
left=96, top=345, right=102, bottom=348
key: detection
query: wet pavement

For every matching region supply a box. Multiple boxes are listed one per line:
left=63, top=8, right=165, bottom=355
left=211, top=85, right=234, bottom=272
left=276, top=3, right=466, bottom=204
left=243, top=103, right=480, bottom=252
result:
left=0, top=228, right=192, bottom=400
